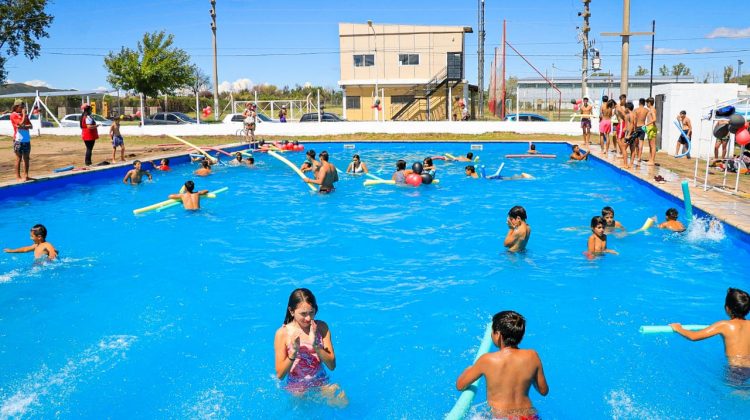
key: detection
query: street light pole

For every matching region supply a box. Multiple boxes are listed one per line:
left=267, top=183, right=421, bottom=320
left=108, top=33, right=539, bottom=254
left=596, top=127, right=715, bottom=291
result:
left=367, top=20, right=379, bottom=121
left=739, top=59, right=744, bottom=80
left=210, top=0, right=219, bottom=121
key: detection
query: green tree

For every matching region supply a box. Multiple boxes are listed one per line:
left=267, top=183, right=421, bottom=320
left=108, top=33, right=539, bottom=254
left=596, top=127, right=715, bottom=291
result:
left=104, top=31, right=193, bottom=99
left=187, top=64, right=210, bottom=96
left=658, top=65, right=669, bottom=76
left=724, top=65, right=734, bottom=83
left=635, top=65, right=649, bottom=76
left=671, top=63, right=691, bottom=76
left=0, top=0, right=54, bottom=84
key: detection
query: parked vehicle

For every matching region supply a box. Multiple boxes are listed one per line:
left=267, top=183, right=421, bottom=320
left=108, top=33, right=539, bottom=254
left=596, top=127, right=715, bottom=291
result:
left=222, top=112, right=275, bottom=124
left=503, top=113, right=549, bottom=122
left=299, top=112, right=345, bottom=122
left=0, top=113, right=54, bottom=128
left=60, top=113, right=113, bottom=127
left=141, top=112, right=197, bottom=125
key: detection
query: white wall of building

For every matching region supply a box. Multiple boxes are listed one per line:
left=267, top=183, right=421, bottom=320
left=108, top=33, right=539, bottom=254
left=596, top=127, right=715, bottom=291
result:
left=653, top=83, right=746, bottom=158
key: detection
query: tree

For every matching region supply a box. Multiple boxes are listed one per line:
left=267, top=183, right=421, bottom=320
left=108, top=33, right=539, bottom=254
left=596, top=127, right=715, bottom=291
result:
left=187, top=64, right=210, bottom=96
left=104, top=31, right=193, bottom=99
left=659, top=65, right=669, bottom=76
left=724, top=65, right=734, bottom=83
left=635, top=66, right=649, bottom=76
left=671, top=63, right=691, bottom=76
left=0, top=0, right=54, bottom=85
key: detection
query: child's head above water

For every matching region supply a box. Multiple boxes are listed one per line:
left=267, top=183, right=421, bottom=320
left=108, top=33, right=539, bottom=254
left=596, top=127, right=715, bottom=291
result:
left=492, top=310, right=526, bottom=348
left=665, top=208, right=679, bottom=221
left=508, top=205, right=527, bottom=222
left=464, top=165, right=476, bottom=174
left=529, top=143, right=536, bottom=151
left=284, top=287, right=318, bottom=324
left=591, top=215, right=606, bottom=232
left=466, top=152, right=474, bottom=159
left=423, top=157, right=433, bottom=166
left=133, top=160, right=141, bottom=169
left=601, top=206, right=615, bottom=225
left=396, top=160, right=406, bottom=171
left=725, top=288, right=750, bottom=319
left=31, top=224, right=47, bottom=242
left=184, top=180, right=195, bottom=193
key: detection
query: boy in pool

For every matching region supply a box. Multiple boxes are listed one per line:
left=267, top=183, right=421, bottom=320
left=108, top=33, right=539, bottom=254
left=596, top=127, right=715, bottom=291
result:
left=527, top=143, right=538, bottom=154
left=569, top=145, right=589, bottom=161
left=456, top=311, right=549, bottom=419
left=168, top=181, right=209, bottom=210
left=601, top=206, right=625, bottom=232
left=670, top=288, right=750, bottom=369
left=465, top=165, right=479, bottom=178
left=123, top=160, right=152, bottom=184
left=194, top=159, right=211, bottom=176
left=453, top=152, right=474, bottom=162
left=658, top=208, right=686, bottom=232
left=4, top=224, right=58, bottom=261
left=587, top=216, right=618, bottom=257
left=504, top=206, right=531, bottom=253
left=152, top=158, right=171, bottom=171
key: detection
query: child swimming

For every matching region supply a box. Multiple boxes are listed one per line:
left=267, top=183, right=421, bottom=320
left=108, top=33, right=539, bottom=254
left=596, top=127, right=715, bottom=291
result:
left=670, top=288, right=750, bottom=369
left=658, top=208, right=686, bottom=232
left=4, top=224, right=58, bottom=261
left=601, top=206, right=625, bottom=232
left=455, top=311, right=549, bottom=419
left=274, top=288, right=347, bottom=407
left=168, top=181, right=209, bottom=210
left=587, top=216, right=618, bottom=257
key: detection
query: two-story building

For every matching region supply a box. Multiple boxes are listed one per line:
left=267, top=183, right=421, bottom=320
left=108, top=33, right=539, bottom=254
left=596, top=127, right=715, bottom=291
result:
left=338, top=22, right=475, bottom=121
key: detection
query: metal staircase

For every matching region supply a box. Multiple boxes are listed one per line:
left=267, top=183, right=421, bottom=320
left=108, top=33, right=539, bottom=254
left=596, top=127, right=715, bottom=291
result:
left=391, top=67, right=452, bottom=121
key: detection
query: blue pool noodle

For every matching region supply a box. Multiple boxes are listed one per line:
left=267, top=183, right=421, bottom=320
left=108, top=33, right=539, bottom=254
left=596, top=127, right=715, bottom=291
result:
left=445, top=322, right=493, bottom=420
left=673, top=120, right=692, bottom=158
left=681, top=180, right=693, bottom=222
left=639, top=325, right=708, bottom=334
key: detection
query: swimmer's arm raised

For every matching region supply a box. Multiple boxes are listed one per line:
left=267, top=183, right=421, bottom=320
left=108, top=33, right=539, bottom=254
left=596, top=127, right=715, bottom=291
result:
left=456, top=354, right=487, bottom=390
left=670, top=321, right=726, bottom=341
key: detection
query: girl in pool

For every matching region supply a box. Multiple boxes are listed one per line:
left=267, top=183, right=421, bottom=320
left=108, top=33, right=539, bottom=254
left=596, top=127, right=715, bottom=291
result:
left=274, top=288, right=347, bottom=407
left=422, top=157, right=436, bottom=177
left=346, top=154, right=369, bottom=174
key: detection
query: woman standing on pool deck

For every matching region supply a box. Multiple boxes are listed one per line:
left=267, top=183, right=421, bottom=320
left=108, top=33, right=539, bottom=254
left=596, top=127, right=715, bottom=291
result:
left=79, top=104, right=98, bottom=166
left=274, top=288, right=347, bottom=406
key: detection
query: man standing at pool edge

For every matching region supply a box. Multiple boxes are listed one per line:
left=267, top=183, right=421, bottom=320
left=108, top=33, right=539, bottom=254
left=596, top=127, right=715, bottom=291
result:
left=304, top=151, right=338, bottom=193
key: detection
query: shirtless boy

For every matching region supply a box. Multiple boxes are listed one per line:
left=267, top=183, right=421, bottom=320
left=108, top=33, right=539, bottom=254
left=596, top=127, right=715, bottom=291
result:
left=599, top=96, right=613, bottom=154
left=504, top=206, right=531, bottom=252
left=580, top=97, right=593, bottom=147
left=588, top=216, right=617, bottom=257
left=168, top=181, right=208, bottom=210
left=456, top=311, right=548, bottom=419
left=4, top=224, right=58, bottom=261
left=569, top=145, right=589, bottom=161
left=601, top=206, right=625, bottom=232
left=465, top=165, right=480, bottom=178
left=634, top=98, right=649, bottom=165
left=123, top=160, right=152, bottom=184
left=304, top=151, right=338, bottom=193
left=194, top=160, right=211, bottom=176
left=658, top=208, right=686, bottom=232
left=612, top=94, right=627, bottom=155
left=109, top=117, right=125, bottom=162
left=671, top=288, right=750, bottom=369
left=452, top=152, right=474, bottom=162
left=645, top=97, right=658, bottom=165
left=675, top=110, right=692, bottom=158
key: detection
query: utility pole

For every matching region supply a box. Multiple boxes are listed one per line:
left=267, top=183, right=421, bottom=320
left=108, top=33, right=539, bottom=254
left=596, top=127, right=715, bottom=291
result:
left=601, top=0, right=653, bottom=96
left=578, top=0, right=591, bottom=99
left=477, top=0, right=485, bottom=118
left=739, top=59, right=744, bottom=80
left=649, top=20, right=655, bottom=97
left=210, top=0, right=219, bottom=121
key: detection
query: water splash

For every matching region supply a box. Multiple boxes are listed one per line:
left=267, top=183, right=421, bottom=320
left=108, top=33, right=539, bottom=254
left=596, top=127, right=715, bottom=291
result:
left=686, top=217, right=726, bottom=243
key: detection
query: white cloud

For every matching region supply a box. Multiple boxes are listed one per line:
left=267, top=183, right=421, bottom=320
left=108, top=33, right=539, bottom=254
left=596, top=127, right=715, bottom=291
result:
left=303, top=82, right=312, bottom=88
left=23, top=79, right=51, bottom=88
left=643, top=46, right=714, bottom=55
left=6, top=79, right=15, bottom=84
left=218, top=78, right=253, bottom=93
left=693, top=47, right=715, bottom=53
left=706, top=27, right=750, bottom=39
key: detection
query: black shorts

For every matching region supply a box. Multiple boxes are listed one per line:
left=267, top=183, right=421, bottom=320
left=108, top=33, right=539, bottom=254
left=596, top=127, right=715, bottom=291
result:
left=678, top=135, right=689, bottom=145
left=13, top=141, right=31, bottom=155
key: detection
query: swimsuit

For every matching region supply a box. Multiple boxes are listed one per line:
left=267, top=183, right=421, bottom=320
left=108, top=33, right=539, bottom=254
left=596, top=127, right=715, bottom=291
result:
left=394, top=171, right=406, bottom=184
left=616, top=122, right=626, bottom=139
left=581, top=118, right=591, bottom=129
left=599, top=119, right=612, bottom=134
left=646, top=124, right=658, bottom=139
left=112, top=135, right=124, bottom=147
left=352, top=163, right=364, bottom=173
left=285, top=324, right=329, bottom=392
left=13, top=141, right=31, bottom=155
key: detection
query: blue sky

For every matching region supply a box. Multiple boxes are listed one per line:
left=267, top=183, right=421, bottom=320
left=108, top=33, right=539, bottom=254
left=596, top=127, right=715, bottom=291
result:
left=4, top=0, right=749, bottom=92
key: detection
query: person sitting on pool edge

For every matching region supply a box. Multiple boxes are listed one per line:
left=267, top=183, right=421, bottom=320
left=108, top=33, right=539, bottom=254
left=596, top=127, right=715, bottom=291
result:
left=658, top=208, right=686, bottom=232
left=274, top=288, right=348, bottom=407
left=465, top=165, right=479, bottom=178
left=168, top=180, right=209, bottom=210
left=455, top=310, right=548, bottom=419
left=670, top=288, right=750, bottom=370
left=4, top=224, right=58, bottom=261
left=504, top=205, right=531, bottom=253
left=569, top=145, right=589, bottom=161
left=346, top=154, right=368, bottom=174
left=304, top=151, right=338, bottom=193
left=194, top=159, right=211, bottom=176
left=123, top=160, right=152, bottom=185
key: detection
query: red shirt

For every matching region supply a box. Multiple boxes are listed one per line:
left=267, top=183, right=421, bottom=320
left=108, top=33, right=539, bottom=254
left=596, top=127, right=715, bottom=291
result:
left=80, top=115, right=99, bottom=141
left=10, top=112, right=23, bottom=139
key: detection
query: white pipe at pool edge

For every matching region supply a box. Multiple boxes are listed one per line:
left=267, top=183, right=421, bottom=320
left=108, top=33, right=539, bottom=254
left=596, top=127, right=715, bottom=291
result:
left=445, top=322, right=493, bottom=420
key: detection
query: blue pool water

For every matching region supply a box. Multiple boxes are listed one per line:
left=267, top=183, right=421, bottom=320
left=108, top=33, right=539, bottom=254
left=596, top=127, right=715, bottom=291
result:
left=1, top=142, right=749, bottom=419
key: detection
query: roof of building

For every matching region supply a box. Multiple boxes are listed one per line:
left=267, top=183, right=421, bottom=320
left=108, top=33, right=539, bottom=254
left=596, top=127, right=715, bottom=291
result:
left=517, top=75, right=695, bottom=84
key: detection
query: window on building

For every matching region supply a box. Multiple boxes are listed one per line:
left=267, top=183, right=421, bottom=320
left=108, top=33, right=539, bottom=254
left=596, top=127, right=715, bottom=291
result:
left=346, top=96, right=361, bottom=109
left=354, top=54, right=375, bottom=67
left=398, top=54, right=419, bottom=66
left=392, top=95, right=415, bottom=104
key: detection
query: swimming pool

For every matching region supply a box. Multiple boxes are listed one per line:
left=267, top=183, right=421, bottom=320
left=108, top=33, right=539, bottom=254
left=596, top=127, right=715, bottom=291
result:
left=1, top=142, right=748, bottom=418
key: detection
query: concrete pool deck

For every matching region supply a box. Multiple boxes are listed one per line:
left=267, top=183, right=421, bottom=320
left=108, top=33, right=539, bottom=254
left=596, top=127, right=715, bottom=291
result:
left=1, top=136, right=747, bottom=234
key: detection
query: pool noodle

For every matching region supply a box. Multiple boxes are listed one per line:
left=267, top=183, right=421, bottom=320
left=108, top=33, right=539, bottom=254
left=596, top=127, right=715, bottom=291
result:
left=630, top=217, right=656, bottom=234
left=53, top=165, right=74, bottom=173
left=505, top=154, right=557, bottom=159
left=445, top=322, right=493, bottom=420
left=167, top=134, right=217, bottom=163
left=673, top=120, right=692, bottom=158
left=202, top=146, right=233, bottom=157
left=133, top=187, right=228, bottom=214
left=681, top=180, right=693, bottom=222
left=639, top=325, right=708, bottom=334
left=267, top=151, right=318, bottom=192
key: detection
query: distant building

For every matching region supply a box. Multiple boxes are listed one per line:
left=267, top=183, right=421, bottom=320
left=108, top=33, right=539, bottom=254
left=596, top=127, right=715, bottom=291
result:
left=515, top=75, right=695, bottom=111
left=338, top=22, right=475, bottom=121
